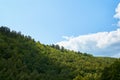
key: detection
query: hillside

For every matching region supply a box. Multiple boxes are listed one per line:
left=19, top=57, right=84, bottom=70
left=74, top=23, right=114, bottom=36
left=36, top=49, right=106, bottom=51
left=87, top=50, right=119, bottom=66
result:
left=0, top=26, right=117, bottom=80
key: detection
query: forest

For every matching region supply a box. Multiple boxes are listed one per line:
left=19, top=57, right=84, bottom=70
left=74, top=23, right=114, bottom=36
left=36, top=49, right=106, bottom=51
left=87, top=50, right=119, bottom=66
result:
left=0, top=26, right=120, bottom=80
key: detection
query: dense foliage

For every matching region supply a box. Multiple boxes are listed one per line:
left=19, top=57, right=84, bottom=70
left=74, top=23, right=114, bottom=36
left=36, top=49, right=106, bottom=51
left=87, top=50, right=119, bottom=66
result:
left=100, top=59, right=120, bottom=80
left=0, top=26, right=117, bottom=80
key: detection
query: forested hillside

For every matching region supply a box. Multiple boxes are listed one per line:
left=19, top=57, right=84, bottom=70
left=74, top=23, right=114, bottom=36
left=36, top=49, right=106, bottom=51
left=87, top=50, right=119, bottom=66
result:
left=0, top=26, right=119, bottom=80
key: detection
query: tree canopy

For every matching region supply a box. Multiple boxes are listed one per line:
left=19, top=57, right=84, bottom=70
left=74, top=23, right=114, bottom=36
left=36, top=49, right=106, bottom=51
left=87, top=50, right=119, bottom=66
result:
left=101, top=59, right=120, bottom=80
left=0, top=26, right=117, bottom=80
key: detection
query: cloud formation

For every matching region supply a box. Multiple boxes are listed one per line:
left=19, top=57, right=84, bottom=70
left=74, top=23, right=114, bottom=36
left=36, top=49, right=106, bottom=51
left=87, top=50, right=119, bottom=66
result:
left=57, top=3, right=120, bottom=57
left=114, top=3, right=120, bottom=27
left=57, top=29, right=120, bottom=57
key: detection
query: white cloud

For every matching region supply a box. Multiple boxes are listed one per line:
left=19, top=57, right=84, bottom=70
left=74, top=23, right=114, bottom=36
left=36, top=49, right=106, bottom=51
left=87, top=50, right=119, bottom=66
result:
left=114, top=3, right=120, bottom=19
left=114, top=3, right=120, bottom=27
left=57, top=29, right=120, bottom=57
left=62, top=36, right=74, bottom=40
left=56, top=3, right=120, bottom=57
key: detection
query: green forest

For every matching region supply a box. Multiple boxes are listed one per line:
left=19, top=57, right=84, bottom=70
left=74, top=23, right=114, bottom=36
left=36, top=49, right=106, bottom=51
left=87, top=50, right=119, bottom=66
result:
left=0, top=26, right=120, bottom=80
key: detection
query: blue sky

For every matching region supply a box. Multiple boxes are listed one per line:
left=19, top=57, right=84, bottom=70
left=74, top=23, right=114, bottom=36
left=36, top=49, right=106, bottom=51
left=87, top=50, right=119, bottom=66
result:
left=0, top=0, right=120, bottom=57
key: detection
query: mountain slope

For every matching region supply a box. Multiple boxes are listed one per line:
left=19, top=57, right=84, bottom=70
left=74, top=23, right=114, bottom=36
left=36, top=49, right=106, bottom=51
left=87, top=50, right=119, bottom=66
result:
left=0, top=26, right=116, bottom=80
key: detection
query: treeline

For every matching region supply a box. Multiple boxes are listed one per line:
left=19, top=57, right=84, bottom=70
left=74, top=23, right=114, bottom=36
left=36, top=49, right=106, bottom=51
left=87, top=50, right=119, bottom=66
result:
left=0, top=26, right=119, bottom=80
left=50, top=44, right=93, bottom=57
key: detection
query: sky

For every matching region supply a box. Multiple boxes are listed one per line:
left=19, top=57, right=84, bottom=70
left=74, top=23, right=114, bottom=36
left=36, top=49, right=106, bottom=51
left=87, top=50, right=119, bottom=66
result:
left=0, top=0, right=120, bottom=57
